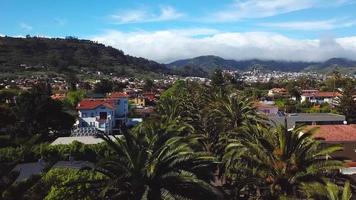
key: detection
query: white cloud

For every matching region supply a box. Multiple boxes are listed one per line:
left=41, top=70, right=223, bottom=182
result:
left=19, top=22, right=33, bottom=31
left=91, top=29, right=356, bottom=63
left=110, top=6, right=184, bottom=24
left=54, top=18, right=67, bottom=26
left=209, top=0, right=350, bottom=22
left=260, top=18, right=356, bottom=31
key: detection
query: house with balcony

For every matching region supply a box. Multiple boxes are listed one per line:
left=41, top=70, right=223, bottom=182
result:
left=73, top=92, right=129, bottom=135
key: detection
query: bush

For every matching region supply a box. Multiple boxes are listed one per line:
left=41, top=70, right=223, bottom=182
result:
left=0, top=142, right=109, bottom=164
left=23, top=168, right=104, bottom=200
left=42, top=141, right=109, bottom=163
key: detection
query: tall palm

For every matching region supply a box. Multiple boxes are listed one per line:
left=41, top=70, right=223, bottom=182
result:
left=204, top=94, right=266, bottom=157
left=223, top=125, right=344, bottom=199
left=92, top=130, right=221, bottom=200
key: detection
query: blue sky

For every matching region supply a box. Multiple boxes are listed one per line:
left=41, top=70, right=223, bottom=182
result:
left=1, top=0, right=356, bottom=62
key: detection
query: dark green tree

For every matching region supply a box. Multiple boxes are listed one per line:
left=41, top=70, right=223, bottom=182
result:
left=143, top=79, right=154, bottom=92
left=93, top=79, right=113, bottom=94
left=14, top=85, right=75, bottom=140
left=337, top=81, right=356, bottom=123
left=211, top=69, right=225, bottom=88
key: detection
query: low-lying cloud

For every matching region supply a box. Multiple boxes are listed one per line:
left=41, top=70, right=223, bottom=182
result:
left=91, top=29, right=356, bottom=63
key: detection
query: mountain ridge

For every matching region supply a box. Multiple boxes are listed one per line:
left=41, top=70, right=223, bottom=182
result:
left=168, top=55, right=356, bottom=75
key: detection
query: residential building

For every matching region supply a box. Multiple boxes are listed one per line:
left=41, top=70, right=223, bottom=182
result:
left=130, top=95, right=145, bottom=107
left=269, top=113, right=346, bottom=129
left=305, top=125, right=356, bottom=166
left=255, top=101, right=279, bottom=115
left=300, top=91, right=341, bottom=104
left=75, top=92, right=129, bottom=134
left=267, top=88, right=288, bottom=98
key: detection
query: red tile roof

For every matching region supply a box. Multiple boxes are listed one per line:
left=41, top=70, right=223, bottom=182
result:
left=77, top=99, right=115, bottom=110
left=345, top=162, right=356, bottom=168
left=302, top=92, right=342, bottom=98
left=307, top=125, right=356, bottom=142
left=108, top=92, right=129, bottom=98
left=50, top=93, right=66, bottom=100
left=143, top=92, right=157, bottom=101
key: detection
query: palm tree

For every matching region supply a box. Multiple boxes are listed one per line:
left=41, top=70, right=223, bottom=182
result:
left=223, top=125, right=344, bottom=199
left=302, top=181, right=352, bottom=200
left=204, top=94, right=266, bottom=157
left=91, top=130, right=222, bottom=200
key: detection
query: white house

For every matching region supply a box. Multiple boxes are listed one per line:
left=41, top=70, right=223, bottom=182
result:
left=75, top=92, right=129, bottom=134
left=300, top=91, right=341, bottom=104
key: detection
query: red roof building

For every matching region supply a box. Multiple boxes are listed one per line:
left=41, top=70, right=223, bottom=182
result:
left=108, top=92, right=129, bottom=98
left=77, top=99, right=115, bottom=110
left=306, top=125, right=356, bottom=161
left=143, top=92, right=157, bottom=102
left=309, top=125, right=356, bottom=142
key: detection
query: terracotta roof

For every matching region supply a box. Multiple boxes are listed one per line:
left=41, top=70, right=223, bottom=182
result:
left=77, top=99, right=115, bottom=110
left=270, top=88, right=286, bottom=92
left=302, top=92, right=342, bottom=97
left=108, top=92, right=129, bottom=98
left=345, top=162, right=356, bottom=168
left=307, top=125, right=356, bottom=142
left=50, top=93, right=66, bottom=100
left=143, top=92, right=156, bottom=101
left=302, top=90, right=319, bottom=93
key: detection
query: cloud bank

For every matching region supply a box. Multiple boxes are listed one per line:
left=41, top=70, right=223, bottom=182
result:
left=91, top=29, right=356, bottom=63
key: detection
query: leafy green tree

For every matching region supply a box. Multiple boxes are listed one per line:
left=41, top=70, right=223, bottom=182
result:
left=337, top=81, right=356, bottom=123
left=14, top=85, right=75, bottom=139
left=143, top=78, right=154, bottom=92
left=23, top=168, right=104, bottom=200
left=211, top=69, right=225, bottom=88
left=66, top=90, right=86, bottom=107
left=159, top=80, right=187, bottom=100
left=0, top=105, right=16, bottom=129
left=93, top=79, right=113, bottom=94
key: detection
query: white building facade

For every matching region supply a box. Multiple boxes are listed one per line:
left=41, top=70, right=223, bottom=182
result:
left=75, top=93, right=129, bottom=134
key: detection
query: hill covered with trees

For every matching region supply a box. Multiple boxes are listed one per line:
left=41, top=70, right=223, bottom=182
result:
left=0, top=36, right=170, bottom=78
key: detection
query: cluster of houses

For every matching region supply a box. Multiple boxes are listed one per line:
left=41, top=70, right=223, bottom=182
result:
left=268, top=87, right=344, bottom=105
left=255, top=88, right=356, bottom=180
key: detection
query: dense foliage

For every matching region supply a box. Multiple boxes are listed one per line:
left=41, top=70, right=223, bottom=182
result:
left=1, top=79, right=355, bottom=199
left=0, top=36, right=169, bottom=77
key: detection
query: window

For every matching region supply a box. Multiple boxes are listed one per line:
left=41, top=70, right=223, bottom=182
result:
left=91, top=112, right=94, bottom=117
left=100, top=112, right=107, bottom=120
